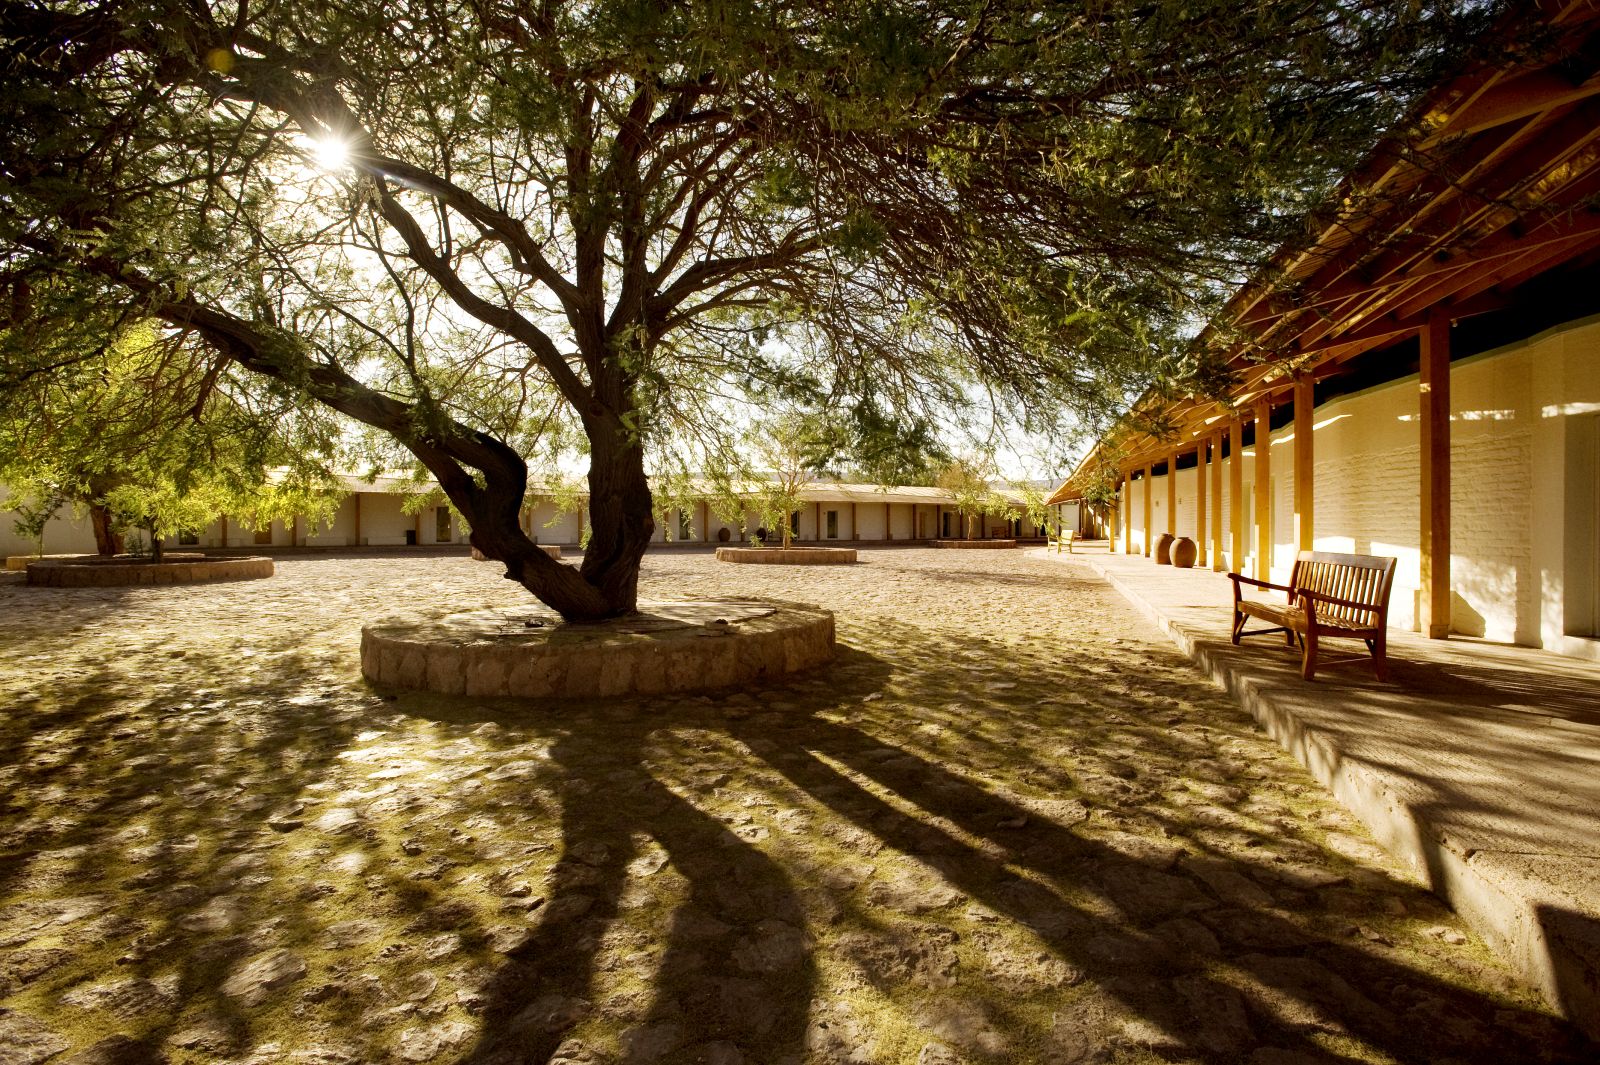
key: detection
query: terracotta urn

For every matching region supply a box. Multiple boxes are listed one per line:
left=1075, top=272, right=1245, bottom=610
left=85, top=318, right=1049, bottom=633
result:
left=1172, top=536, right=1198, bottom=569
left=1154, top=532, right=1175, bottom=564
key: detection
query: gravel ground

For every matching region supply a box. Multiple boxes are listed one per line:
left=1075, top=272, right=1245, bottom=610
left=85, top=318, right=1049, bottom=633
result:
left=0, top=547, right=1592, bottom=1065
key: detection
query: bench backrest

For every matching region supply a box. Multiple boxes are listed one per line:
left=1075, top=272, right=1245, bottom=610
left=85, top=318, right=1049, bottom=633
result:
left=1289, top=551, right=1397, bottom=628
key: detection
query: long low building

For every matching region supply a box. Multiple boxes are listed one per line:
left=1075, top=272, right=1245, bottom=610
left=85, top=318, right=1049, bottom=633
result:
left=2, top=476, right=1076, bottom=556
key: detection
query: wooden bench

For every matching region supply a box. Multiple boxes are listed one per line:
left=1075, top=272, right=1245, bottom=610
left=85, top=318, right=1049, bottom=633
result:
left=1047, top=529, right=1074, bottom=553
left=1229, top=551, right=1397, bottom=681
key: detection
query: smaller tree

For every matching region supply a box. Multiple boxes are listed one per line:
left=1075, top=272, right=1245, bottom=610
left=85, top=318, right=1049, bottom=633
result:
left=2, top=486, right=66, bottom=559
left=936, top=459, right=1007, bottom=540
left=1012, top=482, right=1055, bottom=538
left=747, top=410, right=833, bottom=549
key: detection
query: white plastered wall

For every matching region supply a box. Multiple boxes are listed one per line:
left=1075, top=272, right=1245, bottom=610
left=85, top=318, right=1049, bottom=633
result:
left=1286, top=312, right=1600, bottom=654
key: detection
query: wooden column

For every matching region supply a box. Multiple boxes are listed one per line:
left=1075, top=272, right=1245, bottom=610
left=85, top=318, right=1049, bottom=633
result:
left=1420, top=312, right=1452, bottom=639
left=850, top=501, right=857, bottom=541
left=1253, top=400, right=1272, bottom=580
left=352, top=494, right=361, bottom=547
left=291, top=514, right=300, bottom=547
left=414, top=510, right=422, bottom=545
left=885, top=501, right=892, bottom=540
left=1194, top=441, right=1207, bottom=567
left=701, top=500, right=710, bottom=542
left=814, top=501, right=821, bottom=541
left=1123, top=471, right=1134, bottom=555
left=1166, top=453, right=1177, bottom=537
left=1142, top=462, right=1154, bottom=557
left=1210, top=429, right=1225, bottom=571
left=579, top=505, right=586, bottom=544
left=1229, top=420, right=1244, bottom=572
left=220, top=514, right=228, bottom=549
left=1294, top=376, right=1315, bottom=553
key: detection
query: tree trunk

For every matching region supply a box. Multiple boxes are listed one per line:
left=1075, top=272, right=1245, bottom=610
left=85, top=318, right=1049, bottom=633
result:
left=148, top=523, right=164, bottom=563
left=575, top=415, right=655, bottom=616
left=459, top=411, right=653, bottom=623
left=89, top=502, right=123, bottom=556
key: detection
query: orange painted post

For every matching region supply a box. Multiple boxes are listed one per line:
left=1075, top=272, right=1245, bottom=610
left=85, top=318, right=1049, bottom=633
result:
left=1194, top=441, right=1207, bottom=567
left=1420, top=312, right=1452, bottom=639
left=1142, top=462, right=1153, bottom=557
left=1210, top=430, right=1225, bottom=571
left=1122, top=470, right=1134, bottom=555
left=1166, top=452, right=1177, bottom=537
left=1253, top=400, right=1272, bottom=581
left=1294, top=376, right=1315, bottom=553
left=1229, top=420, right=1244, bottom=572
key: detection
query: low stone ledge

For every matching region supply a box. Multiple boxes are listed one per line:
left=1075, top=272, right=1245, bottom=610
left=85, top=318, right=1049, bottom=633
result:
left=361, top=598, right=836, bottom=698
left=6, top=553, right=93, bottom=572
left=471, top=545, right=562, bottom=561
left=714, top=546, right=857, bottom=565
left=932, top=539, right=1019, bottom=549
left=25, top=555, right=274, bottom=587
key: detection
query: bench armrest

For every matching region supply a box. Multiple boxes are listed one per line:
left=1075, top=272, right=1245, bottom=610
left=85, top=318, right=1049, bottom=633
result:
left=1229, top=571, right=1292, bottom=606
left=1228, top=573, right=1291, bottom=592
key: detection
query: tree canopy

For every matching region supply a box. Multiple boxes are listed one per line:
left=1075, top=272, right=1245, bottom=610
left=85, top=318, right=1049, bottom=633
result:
left=0, top=0, right=1488, bottom=618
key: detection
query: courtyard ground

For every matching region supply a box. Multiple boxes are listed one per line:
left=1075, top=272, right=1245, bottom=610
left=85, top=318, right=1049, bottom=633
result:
left=0, top=547, right=1592, bottom=1065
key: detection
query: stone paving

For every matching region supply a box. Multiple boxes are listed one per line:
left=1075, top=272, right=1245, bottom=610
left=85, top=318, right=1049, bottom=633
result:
left=0, top=548, right=1593, bottom=1065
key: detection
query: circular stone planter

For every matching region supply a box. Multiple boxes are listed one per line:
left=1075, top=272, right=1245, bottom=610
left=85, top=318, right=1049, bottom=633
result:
left=931, top=539, right=1019, bottom=549
left=471, top=545, right=562, bottom=561
left=361, top=598, right=836, bottom=699
left=26, top=554, right=274, bottom=587
left=714, top=546, right=857, bottom=565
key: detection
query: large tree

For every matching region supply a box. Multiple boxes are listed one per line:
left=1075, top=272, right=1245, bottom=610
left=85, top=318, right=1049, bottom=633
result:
left=0, top=0, right=1485, bottom=619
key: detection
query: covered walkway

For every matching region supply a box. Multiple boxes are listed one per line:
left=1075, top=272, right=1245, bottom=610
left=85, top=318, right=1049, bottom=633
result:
left=1048, top=547, right=1600, bottom=1038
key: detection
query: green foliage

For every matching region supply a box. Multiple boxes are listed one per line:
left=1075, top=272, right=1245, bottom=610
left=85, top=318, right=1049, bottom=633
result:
left=935, top=457, right=1008, bottom=538
left=2, top=487, right=64, bottom=556
left=746, top=408, right=836, bottom=549
left=0, top=317, right=343, bottom=551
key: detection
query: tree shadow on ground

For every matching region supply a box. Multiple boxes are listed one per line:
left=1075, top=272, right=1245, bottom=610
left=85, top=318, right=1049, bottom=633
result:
left=1, top=590, right=1594, bottom=1065
left=407, top=621, right=1595, bottom=1065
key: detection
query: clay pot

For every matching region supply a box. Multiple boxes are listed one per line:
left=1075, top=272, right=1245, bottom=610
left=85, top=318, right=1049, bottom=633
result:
left=717, top=527, right=732, bottom=542
left=1154, top=532, right=1175, bottom=564
left=1172, top=536, right=1198, bottom=569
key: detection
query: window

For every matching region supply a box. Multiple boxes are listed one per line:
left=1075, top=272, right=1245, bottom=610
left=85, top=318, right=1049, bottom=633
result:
left=679, top=512, right=692, bottom=541
left=826, top=510, right=838, bottom=539
left=178, top=529, right=199, bottom=546
left=436, top=506, right=452, bottom=542
left=790, top=511, right=800, bottom=536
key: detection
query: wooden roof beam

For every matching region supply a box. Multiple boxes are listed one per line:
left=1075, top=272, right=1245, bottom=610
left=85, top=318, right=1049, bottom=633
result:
left=1423, top=67, right=1600, bottom=144
left=1237, top=106, right=1600, bottom=332
left=1238, top=200, right=1600, bottom=331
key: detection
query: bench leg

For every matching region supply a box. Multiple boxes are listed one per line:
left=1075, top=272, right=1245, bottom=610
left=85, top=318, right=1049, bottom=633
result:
left=1301, top=626, right=1319, bottom=680
left=1369, top=631, right=1389, bottom=683
left=1231, top=609, right=1245, bottom=645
